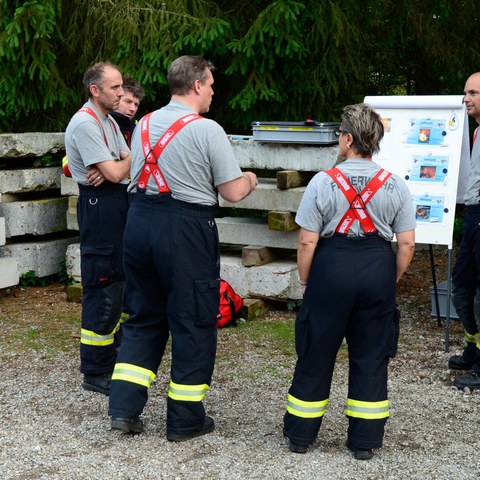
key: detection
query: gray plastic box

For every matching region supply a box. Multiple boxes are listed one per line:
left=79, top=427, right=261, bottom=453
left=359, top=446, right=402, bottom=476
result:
left=251, top=121, right=339, bottom=144
left=430, top=281, right=458, bottom=319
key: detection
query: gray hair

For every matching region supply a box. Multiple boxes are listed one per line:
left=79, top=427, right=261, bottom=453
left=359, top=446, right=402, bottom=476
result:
left=167, top=55, right=215, bottom=95
left=83, top=62, right=120, bottom=98
left=341, top=103, right=384, bottom=157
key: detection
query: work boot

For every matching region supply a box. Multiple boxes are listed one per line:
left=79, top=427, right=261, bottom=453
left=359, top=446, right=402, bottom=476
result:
left=285, top=437, right=309, bottom=454
left=167, top=416, right=215, bottom=442
left=82, top=373, right=111, bottom=396
left=346, top=441, right=374, bottom=460
left=111, top=416, right=143, bottom=434
left=452, top=371, right=480, bottom=390
left=448, top=344, right=478, bottom=371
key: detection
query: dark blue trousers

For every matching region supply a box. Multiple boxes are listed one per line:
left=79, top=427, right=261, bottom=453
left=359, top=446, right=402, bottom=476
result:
left=78, top=183, right=128, bottom=375
left=109, top=193, right=220, bottom=435
left=452, top=205, right=480, bottom=370
left=284, top=235, right=397, bottom=449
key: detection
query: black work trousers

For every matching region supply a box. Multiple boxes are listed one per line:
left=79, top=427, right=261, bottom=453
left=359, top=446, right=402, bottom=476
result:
left=284, top=235, right=398, bottom=449
left=108, top=193, right=220, bottom=435
left=77, top=183, right=129, bottom=375
left=452, top=205, right=480, bottom=370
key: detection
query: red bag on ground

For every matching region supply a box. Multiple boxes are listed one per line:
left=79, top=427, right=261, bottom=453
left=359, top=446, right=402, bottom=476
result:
left=217, top=279, right=243, bottom=328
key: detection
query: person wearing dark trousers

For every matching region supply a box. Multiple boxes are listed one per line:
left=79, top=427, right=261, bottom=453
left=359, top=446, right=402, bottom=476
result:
left=65, top=62, right=131, bottom=396
left=450, top=72, right=480, bottom=390
left=283, top=103, right=415, bottom=460
left=108, top=56, right=258, bottom=440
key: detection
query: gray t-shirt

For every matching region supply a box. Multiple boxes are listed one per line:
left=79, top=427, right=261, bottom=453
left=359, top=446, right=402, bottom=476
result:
left=65, top=101, right=129, bottom=185
left=463, top=129, right=480, bottom=205
left=296, top=158, right=416, bottom=240
left=129, top=100, right=243, bottom=205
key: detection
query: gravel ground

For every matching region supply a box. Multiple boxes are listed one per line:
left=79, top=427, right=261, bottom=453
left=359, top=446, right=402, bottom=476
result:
left=1, top=250, right=480, bottom=479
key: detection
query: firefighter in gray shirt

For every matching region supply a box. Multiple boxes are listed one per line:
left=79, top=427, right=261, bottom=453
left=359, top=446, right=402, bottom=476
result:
left=283, top=103, right=415, bottom=460
left=108, top=56, right=257, bottom=440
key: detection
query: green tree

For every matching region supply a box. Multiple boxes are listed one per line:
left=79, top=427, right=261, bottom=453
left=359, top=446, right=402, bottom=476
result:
left=0, top=0, right=479, bottom=134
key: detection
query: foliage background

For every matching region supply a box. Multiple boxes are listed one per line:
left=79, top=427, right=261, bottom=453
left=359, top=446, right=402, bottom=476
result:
left=1, top=0, right=479, bottom=134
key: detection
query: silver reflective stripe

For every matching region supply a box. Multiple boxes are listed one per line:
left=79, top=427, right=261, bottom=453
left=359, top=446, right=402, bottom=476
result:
left=287, top=401, right=326, bottom=416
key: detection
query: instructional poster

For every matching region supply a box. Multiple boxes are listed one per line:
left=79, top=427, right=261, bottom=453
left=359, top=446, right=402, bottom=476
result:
left=364, top=95, right=470, bottom=247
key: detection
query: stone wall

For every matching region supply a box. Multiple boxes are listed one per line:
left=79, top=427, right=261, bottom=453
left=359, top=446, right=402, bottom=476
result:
left=0, top=133, right=79, bottom=289
left=1, top=132, right=339, bottom=300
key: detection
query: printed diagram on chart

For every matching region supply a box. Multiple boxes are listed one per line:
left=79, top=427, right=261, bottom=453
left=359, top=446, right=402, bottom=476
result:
left=413, top=194, right=447, bottom=224
left=404, top=117, right=448, bottom=146
left=406, top=154, right=450, bottom=183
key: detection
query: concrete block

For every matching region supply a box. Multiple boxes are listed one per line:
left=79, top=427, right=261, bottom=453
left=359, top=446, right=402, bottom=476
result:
left=220, top=178, right=305, bottom=211
left=0, top=217, right=5, bottom=246
left=220, top=253, right=302, bottom=300
left=0, top=236, right=79, bottom=277
left=61, top=175, right=79, bottom=196
left=0, top=132, right=65, bottom=158
left=66, top=243, right=81, bottom=281
left=0, top=167, right=61, bottom=195
left=65, top=242, right=301, bottom=300
left=229, top=137, right=339, bottom=171
left=217, top=217, right=298, bottom=249
left=0, top=257, right=19, bottom=289
left=0, top=197, right=68, bottom=237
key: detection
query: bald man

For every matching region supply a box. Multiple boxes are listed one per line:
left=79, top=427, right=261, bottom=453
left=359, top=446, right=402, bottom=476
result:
left=450, top=72, right=480, bottom=390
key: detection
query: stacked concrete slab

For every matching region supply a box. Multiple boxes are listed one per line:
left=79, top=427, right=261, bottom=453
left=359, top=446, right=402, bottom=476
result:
left=0, top=133, right=79, bottom=289
left=62, top=137, right=338, bottom=300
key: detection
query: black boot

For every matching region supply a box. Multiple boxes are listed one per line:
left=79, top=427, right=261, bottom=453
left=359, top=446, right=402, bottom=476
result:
left=448, top=344, right=477, bottom=371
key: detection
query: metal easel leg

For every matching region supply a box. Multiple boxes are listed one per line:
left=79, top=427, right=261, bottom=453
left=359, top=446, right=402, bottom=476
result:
left=444, top=248, right=453, bottom=352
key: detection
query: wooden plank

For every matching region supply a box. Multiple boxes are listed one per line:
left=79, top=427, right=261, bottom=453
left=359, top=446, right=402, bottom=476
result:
left=276, top=170, right=314, bottom=190
left=68, top=195, right=78, bottom=212
left=268, top=211, right=299, bottom=232
left=239, top=298, right=269, bottom=321
left=242, top=245, right=279, bottom=266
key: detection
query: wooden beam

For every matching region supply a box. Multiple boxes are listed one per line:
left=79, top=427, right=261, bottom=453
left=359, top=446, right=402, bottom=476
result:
left=268, top=211, right=299, bottom=232
left=242, top=245, right=279, bottom=266
left=276, top=170, right=314, bottom=190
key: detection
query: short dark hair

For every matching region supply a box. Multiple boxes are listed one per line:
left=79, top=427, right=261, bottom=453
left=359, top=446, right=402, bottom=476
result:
left=122, top=76, right=145, bottom=101
left=83, top=62, right=120, bottom=98
left=167, top=55, right=215, bottom=95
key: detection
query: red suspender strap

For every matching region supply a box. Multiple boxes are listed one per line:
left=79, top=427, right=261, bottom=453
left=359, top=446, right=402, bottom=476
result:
left=325, top=167, right=392, bottom=234
left=138, top=113, right=202, bottom=192
left=78, top=106, right=117, bottom=145
left=474, top=127, right=478, bottom=145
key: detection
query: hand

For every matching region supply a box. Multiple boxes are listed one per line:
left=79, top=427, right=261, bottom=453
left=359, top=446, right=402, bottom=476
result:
left=87, top=167, right=106, bottom=187
left=244, top=172, right=258, bottom=192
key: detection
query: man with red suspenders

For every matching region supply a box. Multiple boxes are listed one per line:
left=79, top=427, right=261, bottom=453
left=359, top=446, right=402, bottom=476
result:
left=108, top=56, right=257, bottom=439
left=65, top=62, right=132, bottom=396
left=283, top=104, right=415, bottom=459
left=449, top=72, right=480, bottom=390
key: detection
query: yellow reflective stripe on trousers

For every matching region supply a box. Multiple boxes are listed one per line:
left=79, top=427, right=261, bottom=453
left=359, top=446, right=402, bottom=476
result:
left=286, top=394, right=328, bottom=419
left=168, top=381, right=209, bottom=402
left=465, top=331, right=477, bottom=345
left=345, top=398, right=389, bottom=419
left=80, top=320, right=121, bottom=346
left=112, top=363, right=156, bottom=388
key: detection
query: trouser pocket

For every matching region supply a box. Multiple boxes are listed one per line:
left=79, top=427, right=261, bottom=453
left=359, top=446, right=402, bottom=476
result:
left=386, top=307, right=400, bottom=358
left=194, top=278, right=220, bottom=328
left=295, top=307, right=310, bottom=357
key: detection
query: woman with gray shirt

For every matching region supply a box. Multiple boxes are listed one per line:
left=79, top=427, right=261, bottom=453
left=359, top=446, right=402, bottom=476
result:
left=283, top=103, right=415, bottom=460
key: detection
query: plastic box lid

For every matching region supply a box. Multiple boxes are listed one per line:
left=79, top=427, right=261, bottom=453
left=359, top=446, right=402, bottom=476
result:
left=251, top=121, right=339, bottom=144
